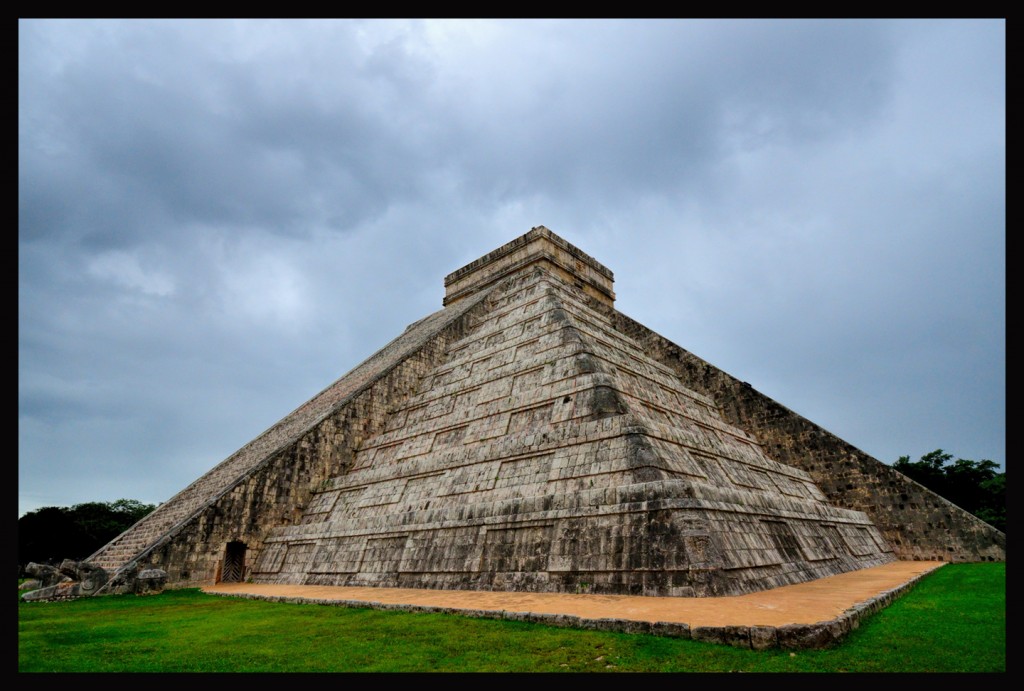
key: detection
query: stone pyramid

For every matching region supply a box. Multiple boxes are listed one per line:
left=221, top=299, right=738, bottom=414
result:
left=81, top=226, right=1003, bottom=598
left=247, top=228, right=893, bottom=596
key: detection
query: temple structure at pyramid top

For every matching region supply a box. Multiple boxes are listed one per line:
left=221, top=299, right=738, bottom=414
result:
left=443, top=226, right=615, bottom=308
left=77, top=226, right=1003, bottom=598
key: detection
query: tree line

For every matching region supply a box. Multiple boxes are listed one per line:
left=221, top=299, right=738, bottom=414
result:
left=18, top=499, right=157, bottom=571
left=893, top=450, right=1005, bottom=533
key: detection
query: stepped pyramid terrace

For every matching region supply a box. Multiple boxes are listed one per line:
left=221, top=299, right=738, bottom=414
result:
left=44, top=226, right=1002, bottom=599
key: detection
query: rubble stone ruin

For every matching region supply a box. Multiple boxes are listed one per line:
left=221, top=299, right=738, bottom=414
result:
left=37, top=226, right=1004, bottom=600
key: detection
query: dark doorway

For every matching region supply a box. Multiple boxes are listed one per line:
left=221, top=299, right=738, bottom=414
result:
left=221, top=541, right=247, bottom=583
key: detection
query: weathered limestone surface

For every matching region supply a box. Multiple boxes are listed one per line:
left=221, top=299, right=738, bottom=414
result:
left=609, top=312, right=1005, bottom=562
left=24, top=562, right=69, bottom=588
left=80, top=225, right=1001, bottom=597
left=444, top=225, right=615, bottom=308
left=20, top=561, right=168, bottom=601
left=86, top=289, right=495, bottom=586
left=251, top=260, right=893, bottom=597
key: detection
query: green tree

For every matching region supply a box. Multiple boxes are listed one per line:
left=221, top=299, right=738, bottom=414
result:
left=893, top=450, right=1005, bottom=532
left=975, top=473, right=1006, bottom=532
left=18, top=499, right=158, bottom=570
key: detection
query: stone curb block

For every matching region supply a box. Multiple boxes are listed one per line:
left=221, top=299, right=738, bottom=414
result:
left=651, top=621, right=691, bottom=638
left=750, top=625, right=777, bottom=651
left=692, top=625, right=751, bottom=649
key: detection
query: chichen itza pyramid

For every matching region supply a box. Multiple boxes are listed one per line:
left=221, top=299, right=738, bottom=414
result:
left=75, top=226, right=1004, bottom=598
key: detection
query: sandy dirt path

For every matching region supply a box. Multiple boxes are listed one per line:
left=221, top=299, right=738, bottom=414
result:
left=203, top=560, right=943, bottom=627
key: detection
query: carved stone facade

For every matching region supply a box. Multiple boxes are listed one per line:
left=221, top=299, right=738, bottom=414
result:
left=81, top=226, right=1003, bottom=597
left=612, top=315, right=1006, bottom=563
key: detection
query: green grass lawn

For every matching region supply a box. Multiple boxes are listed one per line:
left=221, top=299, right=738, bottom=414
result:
left=18, top=562, right=1005, bottom=672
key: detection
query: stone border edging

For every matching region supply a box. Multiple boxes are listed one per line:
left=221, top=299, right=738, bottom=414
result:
left=207, top=563, right=943, bottom=651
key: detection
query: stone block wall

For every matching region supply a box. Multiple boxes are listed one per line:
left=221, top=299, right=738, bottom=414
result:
left=444, top=226, right=615, bottom=308
left=86, top=225, right=1000, bottom=599
left=248, top=268, right=893, bottom=597
left=117, top=291, right=495, bottom=587
left=610, top=311, right=1005, bottom=562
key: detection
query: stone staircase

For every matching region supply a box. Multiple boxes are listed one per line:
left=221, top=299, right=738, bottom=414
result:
left=84, top=294, right=492, bottom=580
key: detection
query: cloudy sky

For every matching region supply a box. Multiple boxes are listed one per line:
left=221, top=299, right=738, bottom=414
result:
left=19, top=19, right=1005, bottom=517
